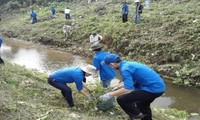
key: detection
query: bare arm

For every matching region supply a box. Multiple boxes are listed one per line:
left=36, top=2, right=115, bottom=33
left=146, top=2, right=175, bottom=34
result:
left=110, top=87, right=133, bottom=96
left=113, top=81, right=124, bottom=88
left=78, top=83, right=92, bottom=98
left=83, top=83, right=92, bottom=92
left=79, top=90, right=89, bottom=97
left=97, top=34, right=103, bottom=40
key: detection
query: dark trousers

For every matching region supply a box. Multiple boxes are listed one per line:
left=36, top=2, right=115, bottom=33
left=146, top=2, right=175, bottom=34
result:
left=122, top=14, right=128, bottom=23
left=117, top=90, right=163, bottom=120
left=65, top=14, right=71, bottom=19
left=48, top=77, right=74, bottom=107
left=32, top=17, right=37, bottom=24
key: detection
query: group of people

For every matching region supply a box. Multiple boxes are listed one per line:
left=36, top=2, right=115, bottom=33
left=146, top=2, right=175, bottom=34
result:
left=30, top=7, right=72, bottom=24
left=48, top=41, right=166, bottom=120
left=30, top=7, right=56, bottom=24
left=30, top=7, right=72, bottom=38
left=122, top=0, right=148, bottom=24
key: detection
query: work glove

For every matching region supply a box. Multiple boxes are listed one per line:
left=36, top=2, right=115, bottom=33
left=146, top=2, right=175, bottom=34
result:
left=112, top=86, right=120, bottom=91
left=87, top=96, right=94, bottom=102
left=99, top=93, right=113, bottom=102
left=93, top=74, right=99, bottom=78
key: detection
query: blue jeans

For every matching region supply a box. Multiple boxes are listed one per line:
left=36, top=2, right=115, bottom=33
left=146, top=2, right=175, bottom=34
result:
left=134, top=13, right=141, bottom=24
left=101, top=80, right=111, bottom=88
left=48, top=77, right=74, bottom=107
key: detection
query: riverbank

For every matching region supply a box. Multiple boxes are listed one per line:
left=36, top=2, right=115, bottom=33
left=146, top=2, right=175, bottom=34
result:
left=0, top=0, right=200, bottom=87
left=0, top=61, right=194, bottom=120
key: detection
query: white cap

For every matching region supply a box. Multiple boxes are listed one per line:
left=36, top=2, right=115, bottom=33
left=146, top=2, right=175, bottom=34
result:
left=81, top=64, right=96, bottom=75
left=135, top=0, right=140, bottom=2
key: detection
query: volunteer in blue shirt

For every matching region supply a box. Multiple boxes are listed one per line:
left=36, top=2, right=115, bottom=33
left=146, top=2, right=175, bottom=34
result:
left=122, top=2, right=129, bottom=23
left=30, top=10, right=37, bottom=24
left=91, top=44, right=116, bottom=88
left=48, top=65, right=96, bottom=107
left=0, top=35, right=4, bottom=64
left=51, top=7, right=56, bottom=15
left=0, top=36, right=3, bottom=47
left=100, top=54, right=166, bottom=120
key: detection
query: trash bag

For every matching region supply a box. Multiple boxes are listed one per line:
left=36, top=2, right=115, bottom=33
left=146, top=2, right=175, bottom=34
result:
left=96, top=97, right=115, bottom=111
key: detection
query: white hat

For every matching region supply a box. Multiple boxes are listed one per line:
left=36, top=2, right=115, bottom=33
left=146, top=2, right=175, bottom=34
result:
left=135, top=0, right=140, bottom=2
left=81, top=64, right=96, bottom=75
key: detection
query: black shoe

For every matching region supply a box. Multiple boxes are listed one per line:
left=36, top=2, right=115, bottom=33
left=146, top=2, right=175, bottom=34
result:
left=130, top=113, right=146, bottom=120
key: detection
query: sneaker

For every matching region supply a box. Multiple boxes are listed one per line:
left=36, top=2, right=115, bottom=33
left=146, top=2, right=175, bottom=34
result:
left=130, top=113, right=146, bottom=120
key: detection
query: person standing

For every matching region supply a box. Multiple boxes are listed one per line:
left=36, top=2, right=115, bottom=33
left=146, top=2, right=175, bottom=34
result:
left=0, top=35, right=4, bottom=64
left=64, top=7, right=71, bottom=19
left=145, top=0, right=151, bottom=10
left=63, top=24, right=71, bottom=38
left=134, top=0, right=143, bottom=24
left=48, top=65, right=96, bottom=107
left=51, top=7, right=56, bottom=16
left=89, top=32, right=103, bottom=45
left=100, top=54, right=166, bottom=120
left=30, top=10, right=37, bottom=24
left=91, top=44, right=116, bottom=88
left=122, top=2, right=129, bottom=23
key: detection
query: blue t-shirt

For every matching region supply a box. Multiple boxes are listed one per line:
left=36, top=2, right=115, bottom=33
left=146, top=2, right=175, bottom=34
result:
left=30, top=11, right=37, bottom=18
left=120, top=61, right=166, bottom=93
left=0, top=38, right=3, bottom=47
left=51, top=7, right=56, bottom=14
left=50, top=67, right=84, bottom=91
left=93, top=51, right=116, bottom=81
left=122, top=4, right=129, bottom=14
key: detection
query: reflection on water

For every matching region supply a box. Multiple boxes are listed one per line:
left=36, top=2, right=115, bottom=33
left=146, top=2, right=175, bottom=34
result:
left=162, top=82, right=200, bottom=113
left=11, top=49, right=46, bottom=71
left=1, top=38, right=200, bottom=114
left=1, top=38, right=87, bottom=74
left=152, top=96, right=175, bottom=109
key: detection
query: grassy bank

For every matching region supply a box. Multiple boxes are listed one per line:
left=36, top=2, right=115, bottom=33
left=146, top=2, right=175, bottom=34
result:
left=0, top=62, right=190, bottom=120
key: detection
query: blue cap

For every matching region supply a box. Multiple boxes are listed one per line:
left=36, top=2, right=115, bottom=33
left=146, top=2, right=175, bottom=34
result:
left=104, top=53, right=121, bottom=64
